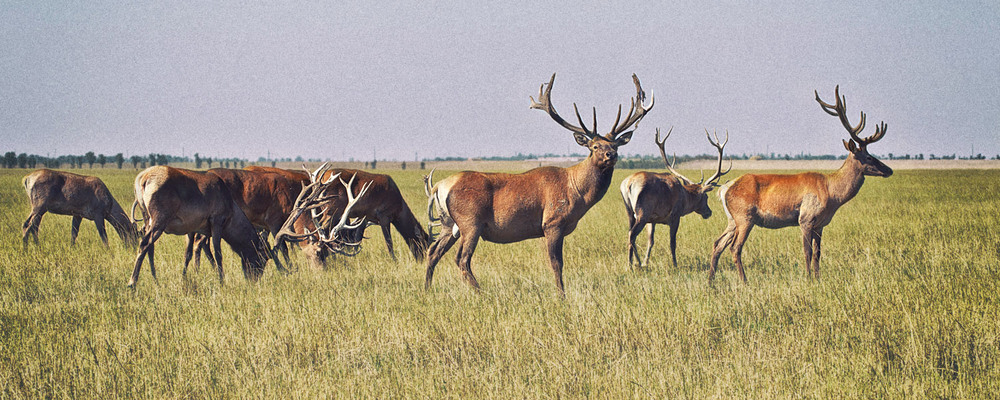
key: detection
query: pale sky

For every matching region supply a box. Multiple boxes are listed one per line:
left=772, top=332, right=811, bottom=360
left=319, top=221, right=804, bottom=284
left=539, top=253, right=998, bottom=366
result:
left=2, top=1, right=998, bottom=161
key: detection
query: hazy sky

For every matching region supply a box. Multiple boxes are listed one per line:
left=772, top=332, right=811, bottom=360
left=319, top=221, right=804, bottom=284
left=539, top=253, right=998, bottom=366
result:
left=3, top=1, right=998, bottom=161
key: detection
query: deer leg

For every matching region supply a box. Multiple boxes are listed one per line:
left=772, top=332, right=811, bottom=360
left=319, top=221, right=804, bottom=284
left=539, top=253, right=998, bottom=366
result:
left=183, top=233, right=196, bottom=276
left=709, top=221, right=737, bottom=281
left=812, top=228, right=823, bottom=279
left=211, top=227, right=225, bottom=285
left=625, top=207, right=638, bottom=265
left=382, top=223, right=397, bottom=261
left=455, top=230, right=482, bottom=290
left=128, top=227, right=163, bottom=287
left=70, top=216, right=82, bottom=246
left=643, top=223, right=656, bottom=267
left=800, top=225, right=815, bottom=276
left=425, top=230, right=458, bottom=290
left=668, top=221, right=680, bottom=269
left=627, top=219, right=644, bottom=267
left=94, top=216, right=110, bottom=247
left=22, top=209, right=44, bottom=247
left=730, top=223, right=753, bottom=283
left=544, top=229, right=566, bottom=295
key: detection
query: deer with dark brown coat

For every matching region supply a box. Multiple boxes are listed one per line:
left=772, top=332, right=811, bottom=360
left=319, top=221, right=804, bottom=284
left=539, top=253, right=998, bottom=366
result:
left=424, top=73, right=653, bottom=294
left=129, top=166, right=270, bottom=287
left=248, top=166, right=429, bottom=264
left=709, top=86, right=892, bottom=282
left=22, top=169, right=139, bottom=248
left=620, top=127, right=730, bottom=268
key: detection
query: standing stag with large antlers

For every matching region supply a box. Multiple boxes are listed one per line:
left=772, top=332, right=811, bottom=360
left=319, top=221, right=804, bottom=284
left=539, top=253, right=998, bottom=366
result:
left=709, top=86, right=892, bottom=282
left=620, top=127, right=731, bottom=268
left=425, top=73, right=653, bottom=294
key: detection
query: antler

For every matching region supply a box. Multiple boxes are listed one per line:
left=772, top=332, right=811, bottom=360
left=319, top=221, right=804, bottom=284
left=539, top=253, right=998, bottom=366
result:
left=655, top=127, right=697, bottom=185
left=815, top=85, right=887, bottom=148
left=606, top=74, right=654, bottom=140
left=529, top=73, right=597, bottom=139
left=703, top=129, right=732, bottom=186
left=273, top=163, right=341, bottom=245
left=530, top=73, right=654, bottom=142
left=318, top=173, right=373, bottom=242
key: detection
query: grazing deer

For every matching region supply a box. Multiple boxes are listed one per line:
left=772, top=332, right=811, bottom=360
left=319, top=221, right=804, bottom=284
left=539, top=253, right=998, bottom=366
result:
left=709, top=86, right=892, bottom=282
left=425, top=73, right=653, bottom=293
left=22, top=169, right=139, bottom=248
left=620, top=127, right=731, bottom=268
left=249, top=166, right=430, bottom=263
left=129, top=166, right=271, bottom=287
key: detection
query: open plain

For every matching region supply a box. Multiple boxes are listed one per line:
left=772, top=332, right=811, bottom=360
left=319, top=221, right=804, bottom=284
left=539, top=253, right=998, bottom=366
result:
left=1, top=164, right=998, bottom=398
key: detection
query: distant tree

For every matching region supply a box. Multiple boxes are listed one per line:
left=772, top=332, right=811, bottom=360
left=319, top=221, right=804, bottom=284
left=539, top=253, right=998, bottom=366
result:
left=401, top=161, right=406, bottom=170
left=371, top=159, right=377, bottom=169
left=194, top=153, right=202, bottom=169
left=98, top=154, right=107, bottom=168
left=224, top=160, right=230, bottom=168
left=149, top=153, right=157, bottom=166
left=271, top=160, right=276, bottom=167
left=156, top=154, right=168, bottom=166
left=205, top=157, right=213, bottom=168
left=77, top=156, right=85, bottom=168
left=130, top=155, right=142, bottom=168
left=17, top=153, right=28, bottom=168
left=84, top=151, right=96, bottom=168
left=114, top=153, right=124, bottom=169
left=28, top=155, right=38, bottom=168
left=4, top=151, right=17, bottom=168
left=239, top=160, right=245, bottom=168
left=420, top=161, right=426, bottom=170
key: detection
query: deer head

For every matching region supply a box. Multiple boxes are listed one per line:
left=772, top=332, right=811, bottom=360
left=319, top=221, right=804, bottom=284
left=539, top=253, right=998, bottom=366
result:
left=815, top=86, right=893, bottom=177
left=655, top=127, right=732, bottom=219
left=530, top=74, right=653, bottom=170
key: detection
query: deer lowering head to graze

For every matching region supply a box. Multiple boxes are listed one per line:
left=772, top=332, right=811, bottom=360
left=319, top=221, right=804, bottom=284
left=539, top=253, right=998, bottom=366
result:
left=129, top=166, right=270, bottom=287
left=246, top=166, right=429, bottom=265
left=709, top=86, right=892, bottom=282
left=424, top=73, right=653, bottom=294
left=22, top=169, right=139, bottom=248
left=271, top=163, right=372, bottom=266
left=620, top=127, right=731, bottom=268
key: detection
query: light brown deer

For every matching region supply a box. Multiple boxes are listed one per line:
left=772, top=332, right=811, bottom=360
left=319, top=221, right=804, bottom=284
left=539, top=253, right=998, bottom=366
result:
left=620, top=127, right=730, bottom=268
left=129, top=166, right=271, bottom=287
left=424, top=73, right=653, bottom=293
left=709, top=86, right=892, bottom=282
left=22, top=169, right=139, bottom=248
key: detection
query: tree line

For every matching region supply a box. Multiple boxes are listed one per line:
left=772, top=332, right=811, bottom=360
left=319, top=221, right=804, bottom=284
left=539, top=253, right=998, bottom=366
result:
left=2, top=151, right=250, bottom=170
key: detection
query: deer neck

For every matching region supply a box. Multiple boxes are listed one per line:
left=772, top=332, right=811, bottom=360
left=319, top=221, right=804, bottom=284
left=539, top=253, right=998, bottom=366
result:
left=566, top=156, right=615, bottom=207
left=828, top=153, right=866, bottom=205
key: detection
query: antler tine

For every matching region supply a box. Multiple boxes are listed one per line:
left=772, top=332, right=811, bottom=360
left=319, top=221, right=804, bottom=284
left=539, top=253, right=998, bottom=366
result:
left=571, top=104, right=595, bottom=137
left=817, top=85, right=870, bottom=145
left=655, top=126, right=696, bottom=185
left=608, top=74, right=654, bottom=140
left=703, top=129, right=733, bottom=186
left=868, top=121, right=888, bottom=144
left=325, top=175, right=373, bottom=236
left=530, top=73, right=595, bottom=139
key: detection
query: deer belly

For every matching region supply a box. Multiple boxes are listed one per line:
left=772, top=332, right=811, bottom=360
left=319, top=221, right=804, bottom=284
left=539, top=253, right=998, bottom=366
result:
left=481, top=223, right=544, bottom=243
left=756, top=211, right=799, bottom=229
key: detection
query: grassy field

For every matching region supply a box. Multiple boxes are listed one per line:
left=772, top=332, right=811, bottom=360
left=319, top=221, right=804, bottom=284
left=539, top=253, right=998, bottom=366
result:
left=1, top=167, right=998, bottom=398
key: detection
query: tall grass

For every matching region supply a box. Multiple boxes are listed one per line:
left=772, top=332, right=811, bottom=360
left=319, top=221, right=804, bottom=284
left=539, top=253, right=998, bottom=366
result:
left=0, top=167, right=997, bottom=398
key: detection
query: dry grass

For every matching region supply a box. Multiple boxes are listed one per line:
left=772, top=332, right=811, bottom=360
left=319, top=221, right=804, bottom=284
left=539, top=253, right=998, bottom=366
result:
left=1, top=167, right=998, bottom=398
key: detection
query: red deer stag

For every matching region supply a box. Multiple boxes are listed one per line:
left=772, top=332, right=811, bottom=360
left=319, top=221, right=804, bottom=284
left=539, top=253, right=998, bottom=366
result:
left=424, top=73, right=653, bottom=293
left=709, top=86, right=892, bottom=282
left=22, top=169, right=139, bottom=248
left=620, top=127, right=731, bottom=268
left=249, top=165, right=430, bottom=264
left=129, top=166, right=271, bottom=287
left=271, top=163, right=372, bottom=264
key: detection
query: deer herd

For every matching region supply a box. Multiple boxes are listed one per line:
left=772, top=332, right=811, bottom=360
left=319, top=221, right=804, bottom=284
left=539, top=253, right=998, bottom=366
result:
left=19, top=75, right=892, bottom=294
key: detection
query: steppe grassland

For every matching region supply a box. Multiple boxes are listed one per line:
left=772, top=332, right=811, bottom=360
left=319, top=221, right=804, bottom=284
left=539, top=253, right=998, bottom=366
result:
left=1, top=167, right=998, bottom=398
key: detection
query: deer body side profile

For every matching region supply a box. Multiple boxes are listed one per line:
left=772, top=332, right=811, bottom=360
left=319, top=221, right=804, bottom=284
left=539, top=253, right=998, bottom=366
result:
left=425, top=73, right=653, bottom=293
left=22, top=169, right=139, bottom=248
left=709, top=86, right=892, bottom=282
left=620, top=128, right=730, bottom=268
left=129, top=166, right=270, bottom=287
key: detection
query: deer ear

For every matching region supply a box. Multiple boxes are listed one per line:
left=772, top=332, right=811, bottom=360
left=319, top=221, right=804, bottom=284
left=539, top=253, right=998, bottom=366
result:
left=573, top=132, right=590, bottom=147
left=613, top=130, right=634, bottom=147
left=843, top=139, right=858, bottom=153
